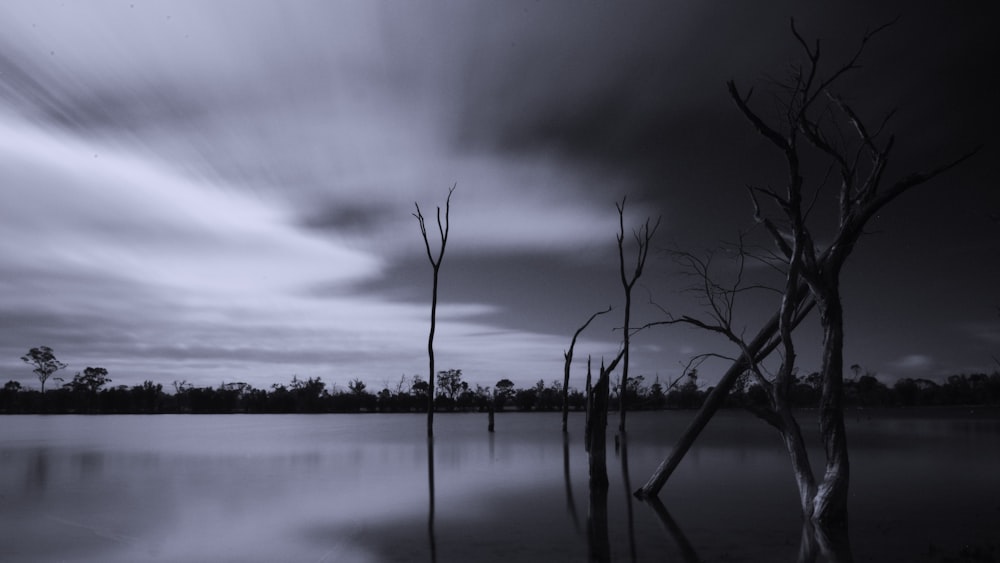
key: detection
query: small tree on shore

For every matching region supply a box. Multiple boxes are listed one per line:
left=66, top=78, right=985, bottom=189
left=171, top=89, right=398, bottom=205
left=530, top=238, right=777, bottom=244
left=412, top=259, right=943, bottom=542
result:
left=20, top=346, right=67, bottom=394
left=64, top=367, right=111, bottom=394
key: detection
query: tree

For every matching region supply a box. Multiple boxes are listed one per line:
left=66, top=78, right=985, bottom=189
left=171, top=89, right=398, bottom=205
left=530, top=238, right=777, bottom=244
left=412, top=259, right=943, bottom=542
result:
left=20, top=346, right=67, bottom=394
left=615, top=197, right=660, bottom=433
left=636, top=19, right=978, bottom=532
left=348, top=378, right=367, bottom=395
left=414, top=185, right=455, bottom=436
left=494, top=378, right=515, bottom=409
left=435, top=369, right=466, bottom=401
left=563, top=305, right=613, bottom=432
left=64, top=367, right=111, bottom=394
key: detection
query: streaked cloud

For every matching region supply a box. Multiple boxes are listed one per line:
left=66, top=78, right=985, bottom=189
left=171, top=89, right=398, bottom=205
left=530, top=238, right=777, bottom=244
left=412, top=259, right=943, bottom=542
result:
left=0, top=1, right=995, bottom=391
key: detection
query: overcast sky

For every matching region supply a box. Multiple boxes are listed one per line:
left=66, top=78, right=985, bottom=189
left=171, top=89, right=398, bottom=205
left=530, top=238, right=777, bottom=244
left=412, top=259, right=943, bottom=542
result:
left=1, top=1, right=997, bottom=392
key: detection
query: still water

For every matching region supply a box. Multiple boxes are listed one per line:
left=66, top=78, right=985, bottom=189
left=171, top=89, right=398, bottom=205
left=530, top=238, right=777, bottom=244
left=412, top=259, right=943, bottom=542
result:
left=1, top=410, right=998, bottom=562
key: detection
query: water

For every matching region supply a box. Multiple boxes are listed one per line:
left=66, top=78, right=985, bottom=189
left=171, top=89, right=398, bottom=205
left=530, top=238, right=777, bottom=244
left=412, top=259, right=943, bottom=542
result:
left=1, top=409, right=998, bottom=562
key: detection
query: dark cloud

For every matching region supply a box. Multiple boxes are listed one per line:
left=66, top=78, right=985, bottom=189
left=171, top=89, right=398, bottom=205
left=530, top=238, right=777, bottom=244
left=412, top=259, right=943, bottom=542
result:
left=300, top=201, right=392, bottom=235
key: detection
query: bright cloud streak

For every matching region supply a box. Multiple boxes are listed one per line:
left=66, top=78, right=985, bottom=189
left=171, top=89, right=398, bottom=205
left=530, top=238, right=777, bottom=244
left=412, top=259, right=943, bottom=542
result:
left=0, top=113, right=576, bottom=388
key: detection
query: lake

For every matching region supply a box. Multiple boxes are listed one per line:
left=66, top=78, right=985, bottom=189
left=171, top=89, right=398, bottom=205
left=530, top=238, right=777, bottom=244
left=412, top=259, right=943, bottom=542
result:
left=1, top=409, right=998, bottom=562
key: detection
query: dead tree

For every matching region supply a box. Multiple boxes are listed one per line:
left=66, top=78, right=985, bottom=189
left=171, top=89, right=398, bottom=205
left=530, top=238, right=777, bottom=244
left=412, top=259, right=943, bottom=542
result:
left=635, top=245, right=816, bottom=501
left=584, top=355, right=593, bottom=450
left=615, top=197, right=661, bottom=433
left=563, top=305, right=613, bottom=433
left=413, top=185, right=455, bottom=438
left=586, top=350, right=624, bottom=491
left=636, top=19, right=978, bottom=530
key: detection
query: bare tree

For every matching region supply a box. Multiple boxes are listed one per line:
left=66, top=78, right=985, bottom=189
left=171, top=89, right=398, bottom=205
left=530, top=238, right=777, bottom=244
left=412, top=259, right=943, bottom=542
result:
left=413, top=185, right=455, bottom=437
left=731, top=18, right=977, bottom=526
left=21, top=346, right=67, bottom=394
left=615, top=197, right=661, bottom=433
left=586, top=350, right=624, bottom=491
left=636, top=19, right=978, bottom=530
left=635, top=244, right=816, bottom=500
left=563, top=305, right=613, bottom=433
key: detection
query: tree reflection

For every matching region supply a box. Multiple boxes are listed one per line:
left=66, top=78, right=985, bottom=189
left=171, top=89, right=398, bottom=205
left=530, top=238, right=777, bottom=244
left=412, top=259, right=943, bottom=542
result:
left=427, top=436, right=437, bottom=563
left=587, top=462, right=610, bottom=563
left=645, top=496, right=700, bottom=563
left=563, top=432, right=582, bottom=532
left=26, top=448, right=50, bottom=491
left=798, top=519, right=853, bottom=563
left=617, top=433, right=637, bottom=562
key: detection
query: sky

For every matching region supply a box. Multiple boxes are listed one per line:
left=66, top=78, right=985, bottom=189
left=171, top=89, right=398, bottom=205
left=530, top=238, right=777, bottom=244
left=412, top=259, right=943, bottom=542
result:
left=1, top=1, right=997, bottom=393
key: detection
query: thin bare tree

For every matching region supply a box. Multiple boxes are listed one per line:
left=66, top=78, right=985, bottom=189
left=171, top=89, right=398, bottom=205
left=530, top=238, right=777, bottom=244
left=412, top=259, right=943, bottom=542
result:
left=616, top=197, right=661, bottom=433
left=563, top=305, right=613, bottom=433
left=413, top=185, right=455, bottom=437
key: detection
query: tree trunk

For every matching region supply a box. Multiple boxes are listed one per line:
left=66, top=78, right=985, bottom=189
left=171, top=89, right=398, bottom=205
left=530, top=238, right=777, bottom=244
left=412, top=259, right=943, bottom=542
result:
left=584, top=356, right=593, bottom=452
left=619, top=289, right=632, bottom=434
left=562, top=353, right=571, bottom=433
left=426, top=266, right=439, bottom=437
left=587, top=371, right=611, bottom=562
left=587, top=369, right=609, bottom=490
left=812, top=290, right=850, bottom=527
left=776, top=408, right=818, bottom=517
left=636, top=304, right=789, bottom=498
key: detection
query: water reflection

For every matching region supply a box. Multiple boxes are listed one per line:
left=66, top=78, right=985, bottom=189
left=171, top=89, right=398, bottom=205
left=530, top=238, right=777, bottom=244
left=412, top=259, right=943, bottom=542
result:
left=644, top=496, right=700, bottom=563
left=427, top=436, right=437, bottom=563
left=26, top=448, right=49, bottom=491
left=797, top=519, right=853, bottom=563
left=617, top=432, right=638, bottom=562
left=0, top=412, right=995, bottom=562
left=563, top=433, right=582, bottom=532
left=587, top=462, right=611, bottom=562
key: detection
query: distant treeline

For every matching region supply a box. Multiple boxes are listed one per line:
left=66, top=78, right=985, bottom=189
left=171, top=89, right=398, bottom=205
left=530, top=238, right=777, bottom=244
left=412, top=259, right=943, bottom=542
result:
left=1, top=369, right=999, bottom=415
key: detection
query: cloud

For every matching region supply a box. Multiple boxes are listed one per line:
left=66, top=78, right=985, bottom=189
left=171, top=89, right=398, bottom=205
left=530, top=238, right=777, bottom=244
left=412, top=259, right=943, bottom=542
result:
left=1, top=1, right=995, bottom=392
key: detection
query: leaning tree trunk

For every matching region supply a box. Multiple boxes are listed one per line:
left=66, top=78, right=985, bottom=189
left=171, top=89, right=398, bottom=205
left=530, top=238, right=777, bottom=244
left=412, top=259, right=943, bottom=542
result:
left=635, top=298, right=814, bottom=498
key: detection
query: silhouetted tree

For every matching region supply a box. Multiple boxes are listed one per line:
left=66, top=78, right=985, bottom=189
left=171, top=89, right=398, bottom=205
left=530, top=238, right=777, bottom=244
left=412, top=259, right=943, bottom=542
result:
left=348, top=378, right=367, bottom=395
left=414, top=185, right=455, bottom=436
left=615, top=198, right=660, bottom=434
left=20, top=346, right=67, bottom=394
left=563, top=305, right=613, bottom=432
left=435, top=369, right=466, bottom=404
left=63, top=367, right=111, bottom=394
left=62, top=367, right=111, bottom=413
left=494, top=378, right=515, bottom=409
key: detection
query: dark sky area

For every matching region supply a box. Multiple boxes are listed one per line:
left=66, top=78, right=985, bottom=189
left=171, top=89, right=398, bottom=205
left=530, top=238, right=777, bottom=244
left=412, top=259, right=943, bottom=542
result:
left=1, top=1, right=996, bottom=391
